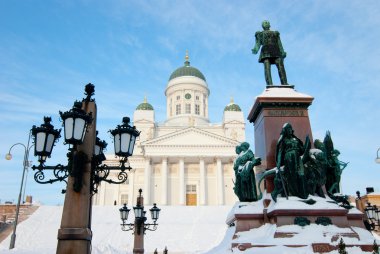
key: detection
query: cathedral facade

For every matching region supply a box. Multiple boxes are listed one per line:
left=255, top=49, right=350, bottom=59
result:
left=94, top=54, right=246, bottom=206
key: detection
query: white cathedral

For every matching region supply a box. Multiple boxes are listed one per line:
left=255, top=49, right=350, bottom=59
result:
left=94, top=53, right=246, bottom=206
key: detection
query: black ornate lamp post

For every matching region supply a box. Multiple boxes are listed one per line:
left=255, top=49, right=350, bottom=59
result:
left=27, top=83, right=140, bottom=254
left=5, top=132, right=34, bottom=249
left=119, top=189, right=161, bottom=254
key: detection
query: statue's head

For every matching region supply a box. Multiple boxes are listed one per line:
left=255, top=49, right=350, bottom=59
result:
left=240, top=142, right=250, bottom=151
left=314, top=139, right=324, bottom=150
left=262, top=20, right=271, bottom=30
left=282, top=123, right=293, bottom=136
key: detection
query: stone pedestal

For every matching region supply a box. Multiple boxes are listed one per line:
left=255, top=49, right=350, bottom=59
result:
left=247, top=86, right=314, bottom=192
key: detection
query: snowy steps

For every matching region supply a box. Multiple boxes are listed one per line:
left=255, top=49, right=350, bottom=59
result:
left=232, top=228, right=372, bottom=252
left=226, top=196, right=375, bottom=253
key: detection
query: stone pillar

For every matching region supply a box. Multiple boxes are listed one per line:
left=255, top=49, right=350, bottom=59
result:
left=199, top=158, right=207, bottom=205
left=56, top=100, right=96, bottom=254
left=161, top=157, right=168, bottom=205
left=216, top=158, right=224, bottom=205
left=133, top=194, right=144, bottom=254
left=179, top=158, right=185, bottom=205
left=247, top=86, right=314, bottom=192
left=144, top=159, right=151, bottom=205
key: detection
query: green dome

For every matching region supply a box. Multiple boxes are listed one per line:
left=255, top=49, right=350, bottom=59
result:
left=169, top=59, right=206, bottom=81
left=224, top=98, right=241, bottom=112
left=136, top=97, right=154, bottom=110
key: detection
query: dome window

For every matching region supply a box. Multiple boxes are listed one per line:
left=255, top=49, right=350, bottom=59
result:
left=185, top=104, right=191, bottom=114
left=195, top=105, right=200, bottom=115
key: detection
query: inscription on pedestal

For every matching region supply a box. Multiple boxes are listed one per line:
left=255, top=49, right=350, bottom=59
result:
left=267, top=110, right=305, bottom=117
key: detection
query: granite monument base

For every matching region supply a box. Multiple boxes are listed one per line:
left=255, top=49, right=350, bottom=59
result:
left=248, top=86, right=314, bottom=192
left=226, top=196, right=373, bottom=253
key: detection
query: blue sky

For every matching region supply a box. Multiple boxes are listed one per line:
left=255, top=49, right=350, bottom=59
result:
left=1, top=0, right=379, bottom=205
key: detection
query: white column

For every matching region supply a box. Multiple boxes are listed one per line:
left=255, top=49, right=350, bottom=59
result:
left=128, top=170, right=135, bottom=205
left=179, top=158, right=185, bottom=205
left=199, top=158, right=206, bottom=205
left=98, top=182, right=106, bottom=205
left=144, top=158, right=152, bottom=205
left=216, top=158, right=224, bottom=205
left=161, top=157, right=168, bottom=205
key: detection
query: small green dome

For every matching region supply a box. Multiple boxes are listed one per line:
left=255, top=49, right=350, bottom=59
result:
left=224, top=98, right=241, bottom=112
left=136, top=97, right=154, bottom=110
left=169, top=53, right=206, bottom=81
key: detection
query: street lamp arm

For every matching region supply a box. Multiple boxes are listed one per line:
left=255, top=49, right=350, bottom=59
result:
left=91, top=159, right=132, bottom=194
left=120, top=223, right=135, bottom=232
left=32, top=164, right=69, bottom=186
left=94, top=164, right=129, bottom=181
left=7, top=143, right=27, bottom=154
left=144, top=222, right=158, bottom=232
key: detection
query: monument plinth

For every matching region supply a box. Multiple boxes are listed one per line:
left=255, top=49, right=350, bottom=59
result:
left=248, top=86, right=314, bottom=192
left=226, top=197, right=372, bottom=253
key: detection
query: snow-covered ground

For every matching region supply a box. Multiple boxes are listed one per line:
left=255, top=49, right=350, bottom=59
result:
left=0, top=201, right=378, bottom=254
left=0, top=205, right=232, bottom=254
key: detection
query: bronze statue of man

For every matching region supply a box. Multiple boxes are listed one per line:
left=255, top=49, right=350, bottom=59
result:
left=252, top=20, right=288, bottom=86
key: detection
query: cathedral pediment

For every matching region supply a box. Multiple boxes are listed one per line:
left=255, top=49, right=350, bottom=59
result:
left=134, top=119, right=155, bottom=124
left=142, top=127, right=238, bottom=147
left=140, top=127, right=239, bottom=157
left=223, top=119, right=245, bottom=124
